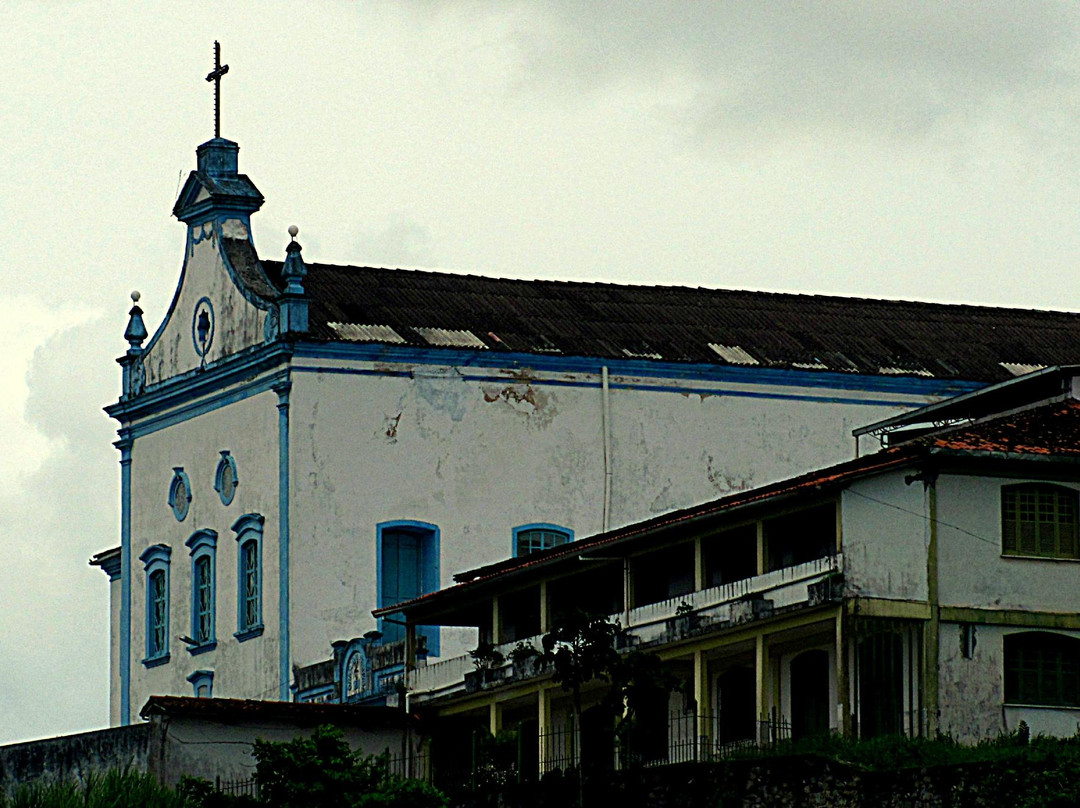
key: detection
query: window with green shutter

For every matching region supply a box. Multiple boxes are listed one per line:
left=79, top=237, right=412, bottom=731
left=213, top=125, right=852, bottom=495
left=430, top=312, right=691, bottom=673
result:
left=1004, top=632, right=1080, bottom=707
left=1002, top=484, right=1079, bottom=559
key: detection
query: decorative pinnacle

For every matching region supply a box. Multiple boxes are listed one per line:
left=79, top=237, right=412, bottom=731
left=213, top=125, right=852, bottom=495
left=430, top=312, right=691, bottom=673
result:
left=288, top=224, right=299, bottom=241
left=125, top=291, right=148, bottom=349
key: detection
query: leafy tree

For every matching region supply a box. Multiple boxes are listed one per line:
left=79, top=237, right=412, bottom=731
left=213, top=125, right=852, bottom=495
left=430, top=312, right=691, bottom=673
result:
left=251, top=725, right=445, bottom=808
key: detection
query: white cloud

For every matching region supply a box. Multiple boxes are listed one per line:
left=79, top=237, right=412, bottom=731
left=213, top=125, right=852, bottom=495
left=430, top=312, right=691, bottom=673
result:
left=0, top=313, right=116, bottom=743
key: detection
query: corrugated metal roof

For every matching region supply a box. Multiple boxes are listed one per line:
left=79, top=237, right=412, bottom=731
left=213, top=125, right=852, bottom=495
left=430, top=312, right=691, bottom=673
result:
left=262, top=260, right=1080, bottom=383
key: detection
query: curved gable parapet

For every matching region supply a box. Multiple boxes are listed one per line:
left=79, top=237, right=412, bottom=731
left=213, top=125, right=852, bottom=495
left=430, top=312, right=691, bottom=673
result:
left=131, top=138, right=287, bottom=391
left=139, top=220, right=280, bottom=389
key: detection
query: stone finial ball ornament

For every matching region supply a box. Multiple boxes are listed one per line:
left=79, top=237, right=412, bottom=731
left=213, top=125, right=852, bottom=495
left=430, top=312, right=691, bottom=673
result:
left=131, top=290, right=141, bottom=302
left=288, top=225, right=299, bottom=238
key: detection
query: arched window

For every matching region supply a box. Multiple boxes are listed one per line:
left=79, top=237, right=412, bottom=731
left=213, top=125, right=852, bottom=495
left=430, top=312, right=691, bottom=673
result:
left=139, top=544, right=171, bottom=666
left=513, top=524, right=573, bottom=557
left=232, top=514, right=264, bottom=641
left=187, top=669, right=214, bottom=698
left=185, top=529, right=218, bottom=653
left=1002, top=483, right=1079, bottom=559
left=1004, top=632, right=1080, bottom=707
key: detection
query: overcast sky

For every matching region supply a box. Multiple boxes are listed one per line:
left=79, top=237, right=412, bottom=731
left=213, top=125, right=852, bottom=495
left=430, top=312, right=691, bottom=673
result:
left=3, top=1, right=1080, bottom=745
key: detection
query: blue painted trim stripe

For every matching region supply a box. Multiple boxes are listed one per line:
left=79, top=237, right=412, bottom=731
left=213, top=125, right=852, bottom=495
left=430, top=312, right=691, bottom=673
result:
left=292, top=342, right=985, bottom=399
left=118, top=354, right=973, bottom=447
left=107, top=344, right=293, bottom=424
left=122, top=371, right=289, bottom=440
left=118, top=441, right=133, bottom=725
left=289, top=365, right=945, bottom=409
left=276, top=382, right=292, bottom=700
left=110, top=340, right=983, bottom=439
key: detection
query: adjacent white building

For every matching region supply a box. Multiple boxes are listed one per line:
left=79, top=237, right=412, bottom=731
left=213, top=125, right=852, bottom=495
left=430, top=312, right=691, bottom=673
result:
left=383, top=369, right=1080, bottom=767
left=94, top=132, right=1080, bottom=727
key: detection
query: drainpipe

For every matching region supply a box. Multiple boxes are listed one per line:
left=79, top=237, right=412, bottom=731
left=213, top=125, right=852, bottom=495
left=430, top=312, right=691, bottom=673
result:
left=601, top=366, right=612, bottom=532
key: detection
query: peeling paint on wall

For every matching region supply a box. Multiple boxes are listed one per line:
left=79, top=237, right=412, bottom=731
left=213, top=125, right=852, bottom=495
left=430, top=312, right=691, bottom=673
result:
left=480, top=383, right=556, bottom=429
left=384, top=412, right=402, bottom=441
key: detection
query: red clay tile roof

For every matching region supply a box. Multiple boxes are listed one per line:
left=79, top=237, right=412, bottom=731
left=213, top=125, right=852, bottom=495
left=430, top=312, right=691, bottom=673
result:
left=263, top=260, right=1080, bottom=383
left=919, top=400, right=1080, bottom=457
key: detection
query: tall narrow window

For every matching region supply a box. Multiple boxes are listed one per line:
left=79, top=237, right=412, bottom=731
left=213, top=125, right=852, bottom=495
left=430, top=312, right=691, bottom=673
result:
left=232, top=514, right=264, bottom=641
left=1002, top=484, right=1080, bottom=559
left=195, top=556, right=213, bottom=643
left=185, top=529, right=218, bottom=654
left=139, top=544, right=171, bottom=667
left=150, top=571, right=167, bottom=654
left=513, top=524, right=573, bottom=557
left=378, top=521, right=439, bottom=654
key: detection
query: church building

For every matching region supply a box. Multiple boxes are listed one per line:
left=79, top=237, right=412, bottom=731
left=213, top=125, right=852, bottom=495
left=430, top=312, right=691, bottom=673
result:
left=93, top=122, right=1080, bottom=726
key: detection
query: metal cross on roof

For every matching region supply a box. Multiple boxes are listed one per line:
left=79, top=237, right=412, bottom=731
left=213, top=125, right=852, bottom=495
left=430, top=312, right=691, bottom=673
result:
left=205, top=41, right=229, bottom=139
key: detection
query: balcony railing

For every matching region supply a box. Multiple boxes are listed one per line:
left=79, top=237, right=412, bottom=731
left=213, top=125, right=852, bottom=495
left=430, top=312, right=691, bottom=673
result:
left=436, top=712, right=806, bottom=794
left=409, top=555, right=842, bottom=700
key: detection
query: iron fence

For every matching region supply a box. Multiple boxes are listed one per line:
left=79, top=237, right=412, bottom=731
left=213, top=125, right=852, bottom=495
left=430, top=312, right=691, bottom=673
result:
left=385, top=747, right=433, bottom=782
left=214, top=775, right=259, bottom=799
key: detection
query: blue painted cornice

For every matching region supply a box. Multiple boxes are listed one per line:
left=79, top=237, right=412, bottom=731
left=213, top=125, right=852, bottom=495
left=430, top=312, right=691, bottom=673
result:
left=106, top=342, right=294, bottom=425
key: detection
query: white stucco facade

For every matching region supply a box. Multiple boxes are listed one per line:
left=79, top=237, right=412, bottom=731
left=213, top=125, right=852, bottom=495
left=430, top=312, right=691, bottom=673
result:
left=102, top=135, right=1001, bottom=726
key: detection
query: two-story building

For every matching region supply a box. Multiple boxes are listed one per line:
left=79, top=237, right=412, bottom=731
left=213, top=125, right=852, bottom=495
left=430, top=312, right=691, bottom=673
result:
left=377, top=367, right=1080, bottom=774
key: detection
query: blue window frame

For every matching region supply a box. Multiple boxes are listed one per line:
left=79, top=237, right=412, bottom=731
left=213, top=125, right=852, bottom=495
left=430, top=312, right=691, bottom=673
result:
left=168, top=468, right=192, bottom=522
left=232, top=513, right=264, bottom=640
left=139, top=544, right=171, bottom=667
left=513, top=523, right=573, bottom=557
left=377, top=521, right=439, bottom=655
left=187, top=669, right=214, bottom=698
left=185, top=529, right=218, bottom=654
left=214, top=451, right=239, bottom=506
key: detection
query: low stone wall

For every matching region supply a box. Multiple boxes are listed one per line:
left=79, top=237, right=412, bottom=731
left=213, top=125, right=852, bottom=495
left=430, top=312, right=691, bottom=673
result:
left=460, top=756, right=1058, bottom=808
left=0, top=724, right=152, bottom=795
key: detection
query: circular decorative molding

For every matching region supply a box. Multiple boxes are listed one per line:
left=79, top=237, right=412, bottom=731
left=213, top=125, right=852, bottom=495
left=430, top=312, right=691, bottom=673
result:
left=192, top=296, right=215, bottom=358
left=214, top=451, right=239, bottom=506
left=169, top=468, right=192, bottom=522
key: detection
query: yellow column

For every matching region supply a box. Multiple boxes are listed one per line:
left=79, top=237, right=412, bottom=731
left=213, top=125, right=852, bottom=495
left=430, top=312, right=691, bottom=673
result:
left=836, top=609, right=849, bottom=735
left=539, top=582, right=549, bottom=634
left=538, top=688, right=551, bottom=773
left=693, top=649, right=710, bottom=756
left=755, top=634, right=767, bottom=741
left=489, top=700, right=501, bottom=737
left=492, top=595, right=501, bottom=644
left=925, top=476, right=940, bottom=737
left=756, top=521, right=766, bottom=575
left=694, top=536, right=705, bottom=591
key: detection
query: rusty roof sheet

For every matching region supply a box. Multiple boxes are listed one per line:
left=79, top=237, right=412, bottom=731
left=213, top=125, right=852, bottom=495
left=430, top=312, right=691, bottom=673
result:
left=920, top=400, right=1080, bottom=456
left=262, top=260, right=1080, bottom=382
left=139, top=695, right=419, bottom=727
